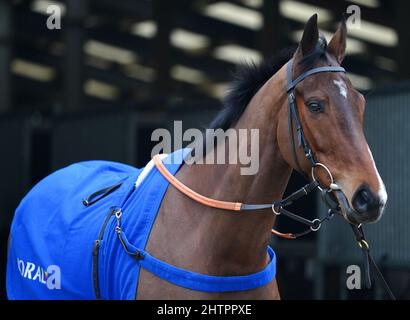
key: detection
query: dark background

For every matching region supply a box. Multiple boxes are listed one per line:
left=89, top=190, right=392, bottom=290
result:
left=1, top=0, right=410, bottom=299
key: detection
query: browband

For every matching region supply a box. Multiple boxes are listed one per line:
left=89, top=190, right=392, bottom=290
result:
left=286, top=59, right=346, bottom=92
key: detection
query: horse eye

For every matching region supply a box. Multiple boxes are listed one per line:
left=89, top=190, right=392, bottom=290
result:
left=306, top=101, right=324, bottom=113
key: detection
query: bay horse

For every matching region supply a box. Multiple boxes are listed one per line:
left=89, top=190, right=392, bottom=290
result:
left=7, top=14, right=389, bottom=300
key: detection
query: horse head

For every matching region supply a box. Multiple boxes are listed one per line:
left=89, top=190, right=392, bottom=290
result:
left=278, top=14, right=387, bottom=225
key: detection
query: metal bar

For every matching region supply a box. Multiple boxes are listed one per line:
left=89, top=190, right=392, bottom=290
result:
left=63, top=0, right=88, bottom=112
left=153, top=0, right=173, bottom=96
left=394, top=0, right=410, bottom=79
left=0, top=0, right=12, bottom=113
left=259, top=0, right=282, bottom=58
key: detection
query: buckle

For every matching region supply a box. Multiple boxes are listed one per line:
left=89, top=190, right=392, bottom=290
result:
left=358, top=239, right=369, bottom=250
left=288, top=92, right=295, bottom=103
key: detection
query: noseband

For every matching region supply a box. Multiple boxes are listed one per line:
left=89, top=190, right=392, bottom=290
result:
left=152, top=59, right=395, bottom=299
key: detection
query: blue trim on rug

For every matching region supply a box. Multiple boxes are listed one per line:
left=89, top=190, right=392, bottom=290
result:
left=136, top=246, right=276, bottom=292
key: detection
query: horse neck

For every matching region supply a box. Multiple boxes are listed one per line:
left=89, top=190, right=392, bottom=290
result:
left=178, top=64, right=293, bottom=273
left=209, top=64, right=291, bottom=203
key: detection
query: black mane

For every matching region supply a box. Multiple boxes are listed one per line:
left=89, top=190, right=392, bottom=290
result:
left=209, top=37, right=327, bottom=131
left=209, top=46, right=296, bottom=131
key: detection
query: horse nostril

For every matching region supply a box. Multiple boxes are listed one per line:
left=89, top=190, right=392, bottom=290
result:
left=352, top=186, right=378, bottom=214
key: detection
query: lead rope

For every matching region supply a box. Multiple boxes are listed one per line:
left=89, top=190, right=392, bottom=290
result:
left=350, top=224, right=396, bottom=300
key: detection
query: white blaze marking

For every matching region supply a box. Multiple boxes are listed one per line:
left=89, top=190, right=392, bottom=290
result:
left=333, top=79, right=347, bottom=99
left=367, top=146, right=388, bottom=209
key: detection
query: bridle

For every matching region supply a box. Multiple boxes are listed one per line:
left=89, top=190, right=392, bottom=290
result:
left=284, top=59, right=395, bottom=300
left=152, top=58, right=395, bottom=299
left=267, top=58, right=345, bottom=237
left=286, top=58, right=343, bottom=182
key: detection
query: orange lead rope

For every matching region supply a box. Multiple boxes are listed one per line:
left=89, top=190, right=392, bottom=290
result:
left=271, top=229, right=296, bottom=239
left=153, top=154, right=296, bottom=239
left=153, top=155, right=242, bottom=211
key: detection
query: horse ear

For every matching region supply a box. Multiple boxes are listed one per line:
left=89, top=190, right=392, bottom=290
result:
left=296, top=14, right=319, bottom=57
left=327, top=18, right=347, bottom=64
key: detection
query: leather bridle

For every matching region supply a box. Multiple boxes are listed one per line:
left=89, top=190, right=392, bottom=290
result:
left=284, top=59, right=395, bottom=300
left=286, top=58, right=344, bottom=181
left=152, top=58, right=396, bottom=299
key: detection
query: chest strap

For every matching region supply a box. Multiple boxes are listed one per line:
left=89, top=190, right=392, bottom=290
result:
left=114, top=207, right=276, bottom=292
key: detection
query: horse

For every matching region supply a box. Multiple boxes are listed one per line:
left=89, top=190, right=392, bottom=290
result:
left=6, top=14, right=388, bottom=300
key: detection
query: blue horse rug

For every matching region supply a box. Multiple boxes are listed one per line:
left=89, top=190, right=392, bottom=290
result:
left=7, top=149, right=276, bottom=300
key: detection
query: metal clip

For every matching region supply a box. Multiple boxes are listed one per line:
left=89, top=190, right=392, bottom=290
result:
left=358, top=239, right=369, bottom=250
left=327, top=209, right=336, bottom=219
left=114, top=209, right=123, bottom=234
left=115, top=209, right=122, bottom=219
left=310, top=219, right=321, bottom=232
left=272, top=205, right=281, bottom=215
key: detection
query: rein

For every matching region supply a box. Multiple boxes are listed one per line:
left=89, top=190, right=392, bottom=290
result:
left=152, top=58, right=396, bottom=299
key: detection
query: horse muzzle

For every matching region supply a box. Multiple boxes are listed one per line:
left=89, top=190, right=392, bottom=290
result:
left=332, top=187, right=385, bottom=225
